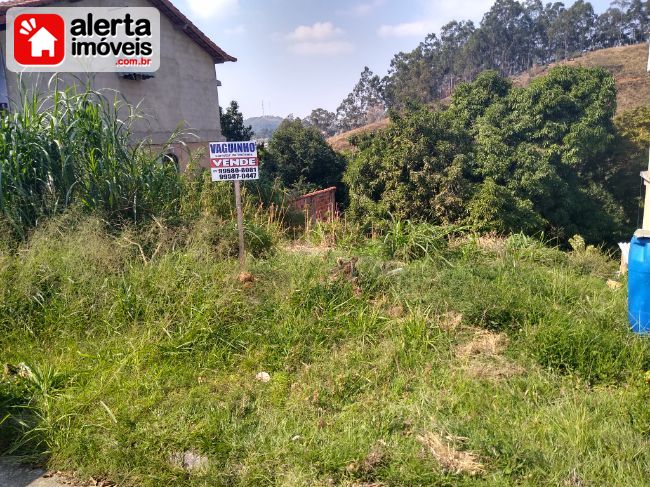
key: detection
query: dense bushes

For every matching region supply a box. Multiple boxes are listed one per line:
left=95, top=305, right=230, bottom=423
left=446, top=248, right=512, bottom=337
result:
left=1, top=71, right=640, bottom=249
left=346, top=67, right=638, bottom=244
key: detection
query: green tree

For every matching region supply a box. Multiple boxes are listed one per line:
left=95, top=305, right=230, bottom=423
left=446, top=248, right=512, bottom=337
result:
left=265, top=119, right=347, bottom=196
left=219, top=100, right=254, bottom=141
left=351, top=0, right=648, bottom=113
left=383, top=39, right=441, bottom=108
left=472, top=66, right=625, bottom=242
left=345, top=106, right=473, bottom=229
left=548, top=0, right=596, bottom=58
left=347, top=67, right=630, bottom=244
left=304, top=108, right=337, bottom=137
left=336, top=67, right=386, bottom=132
left=607, top=106, right=650, bottom=221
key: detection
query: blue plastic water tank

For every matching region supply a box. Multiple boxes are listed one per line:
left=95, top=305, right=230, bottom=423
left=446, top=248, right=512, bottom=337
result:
left=628, top=236, right=650, bottom=334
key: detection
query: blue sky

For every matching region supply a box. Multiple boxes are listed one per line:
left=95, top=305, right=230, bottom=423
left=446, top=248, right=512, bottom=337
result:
left=175, top=0, right=613, bottom=119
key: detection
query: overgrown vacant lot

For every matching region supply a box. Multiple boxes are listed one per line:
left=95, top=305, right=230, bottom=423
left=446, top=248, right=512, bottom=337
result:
left=1, top=217, right=650, bottom=486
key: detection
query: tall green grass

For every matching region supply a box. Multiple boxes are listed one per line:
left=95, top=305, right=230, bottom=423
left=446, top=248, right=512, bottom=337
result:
left=1, top=217, right=649, bottom=486
left=0, top=77, right=183, bottom=239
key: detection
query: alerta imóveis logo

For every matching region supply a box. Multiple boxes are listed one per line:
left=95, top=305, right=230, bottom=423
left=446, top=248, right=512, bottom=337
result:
left=13, top=14, right=66, bottom=66
left=6, top=7, right=160, bottom=73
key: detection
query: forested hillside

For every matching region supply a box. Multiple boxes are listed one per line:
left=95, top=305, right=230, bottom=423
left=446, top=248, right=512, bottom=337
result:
left=328, top=42, right=650, bottom=152
left=244, top=115, right=284, bottom=139
left=305, top=0, right=648, bottom=137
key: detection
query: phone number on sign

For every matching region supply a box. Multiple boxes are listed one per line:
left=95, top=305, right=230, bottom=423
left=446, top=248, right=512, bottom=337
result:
left=219, top=168, right=258, bottom=174
left=217, top=171, right=258, bottom=181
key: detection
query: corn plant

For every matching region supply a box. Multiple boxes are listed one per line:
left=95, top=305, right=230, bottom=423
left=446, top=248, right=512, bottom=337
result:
left=0, top=76, right=184, bottom=239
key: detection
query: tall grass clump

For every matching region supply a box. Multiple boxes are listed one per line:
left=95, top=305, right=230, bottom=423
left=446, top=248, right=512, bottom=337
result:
left=0, top=77, right=183, bottom=239
left=379, top=218, right=464, bottom=262
left=180, top=169, right=286, bottom=259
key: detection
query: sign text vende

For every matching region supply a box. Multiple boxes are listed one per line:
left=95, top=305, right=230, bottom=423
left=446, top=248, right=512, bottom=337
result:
left=209, top=141, right=259, bottom=182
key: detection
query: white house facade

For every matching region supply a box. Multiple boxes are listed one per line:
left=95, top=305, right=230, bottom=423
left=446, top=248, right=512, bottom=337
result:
left=0, top=0, right=237, bottom=170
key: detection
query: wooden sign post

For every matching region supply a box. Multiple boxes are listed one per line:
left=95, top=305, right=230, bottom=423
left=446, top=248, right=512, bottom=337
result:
left=234, top=180, right=246, bottom=269
left=208, top=140, right=260, bottom=270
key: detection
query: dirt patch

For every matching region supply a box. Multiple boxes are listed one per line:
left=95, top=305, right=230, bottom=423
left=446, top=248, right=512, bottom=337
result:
left=327, top=118, right=390, bottom=153
left=456, top=330, right=524, bottom=380
left=346, top=440, right=389, bottom=477
left=417, top=432, right=485, bottom=476
left=463, top=356, right=525, bottom=380
left=439, top=312, right=464, bottom=332
left=169, top=450, right=209, bottom=473
left=238, top=272, right=255, bottom=284
left=563, top=469, right=587, bottom=487
left=456, top=330, right=508, bottom=358
left=370, top=295, right=406, bottom=319
left=284, top=243, right=333, bottom=256
left=331, top=257, right=359, bottom=281
left=512, top=43, right=649, bottom=114
left=475, top=234, right=507, bottom=254
left=386, top=304, right=405, bottom=319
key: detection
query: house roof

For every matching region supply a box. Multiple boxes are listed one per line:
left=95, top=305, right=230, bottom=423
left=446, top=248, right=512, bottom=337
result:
left=0, top=0, right=237, bottom=63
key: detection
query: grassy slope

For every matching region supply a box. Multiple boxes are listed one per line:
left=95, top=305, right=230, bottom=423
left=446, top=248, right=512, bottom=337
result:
left=2, top=218, right=650, bottom=486
left=328, top=43, right=650, bottom=153
left=327, top=119, right=390, bottom=154
left=512, top=43, right=650, bottom=114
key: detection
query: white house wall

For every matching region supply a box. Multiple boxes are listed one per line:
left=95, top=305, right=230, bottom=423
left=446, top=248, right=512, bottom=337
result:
left=1, top=0, right=225, bottom=147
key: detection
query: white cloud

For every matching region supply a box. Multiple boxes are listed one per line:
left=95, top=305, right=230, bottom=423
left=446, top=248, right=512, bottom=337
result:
left=286, top=22, right=343, bottom=42
left=377, top=0, right=495, bottom=39
left=285, top=22, right=353, bottom=57
left=289, top=41, right=354, bottom=56
left=378, top=21, right=435, bottom=38
left=337, top=0, right=384, bottom=17
left=185, top=0, right=239, bottom=19
left=225, top=25, right=246, bottom=35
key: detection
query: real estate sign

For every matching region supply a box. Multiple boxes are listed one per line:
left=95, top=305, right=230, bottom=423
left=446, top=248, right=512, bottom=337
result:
left=209, top=141, right=259, bottom=182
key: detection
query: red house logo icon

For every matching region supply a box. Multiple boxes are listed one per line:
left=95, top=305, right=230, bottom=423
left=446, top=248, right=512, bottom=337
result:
left=13, top=14, right=65, bottom=66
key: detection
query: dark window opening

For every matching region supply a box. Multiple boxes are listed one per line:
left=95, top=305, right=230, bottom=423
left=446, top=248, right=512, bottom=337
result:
left=119, top=73, right=156, bottom=81
left=163, top=153, right=179, bottom=172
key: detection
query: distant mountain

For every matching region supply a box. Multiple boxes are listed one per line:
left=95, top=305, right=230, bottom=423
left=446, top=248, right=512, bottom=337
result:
left=245, top=116, right=284, bottom=139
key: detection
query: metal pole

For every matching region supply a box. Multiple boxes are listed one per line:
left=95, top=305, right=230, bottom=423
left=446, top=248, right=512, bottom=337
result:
left=645, top=148, right=650, bottom=231
left=234, top=180, right=246, bottom=270
left=641, top=38, right=650, bottom=232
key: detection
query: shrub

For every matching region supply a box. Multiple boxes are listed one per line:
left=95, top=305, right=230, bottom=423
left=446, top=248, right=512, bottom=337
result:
left=466, top=179, right=546, bottom=235
left=188, top=214, right=277, bottom=260
left=264, top=119, right=347, bottom=200
left=567, top=234, right=617, bottom=278
left=346, top=67, right=630, bottom=245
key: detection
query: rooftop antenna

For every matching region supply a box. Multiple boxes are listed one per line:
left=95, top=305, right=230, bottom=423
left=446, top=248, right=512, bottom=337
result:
left=262, top=100, right=265, bottom=117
